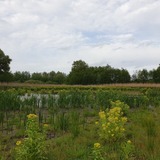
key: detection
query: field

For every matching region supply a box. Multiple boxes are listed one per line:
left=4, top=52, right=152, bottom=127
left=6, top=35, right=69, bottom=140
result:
left=0, top=83, right=160, bottom=159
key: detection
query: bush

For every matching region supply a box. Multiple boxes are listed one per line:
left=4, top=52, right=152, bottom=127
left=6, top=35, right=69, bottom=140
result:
left=15, top=114, right=48, bottom=160
left=24, top=80, right=43, bottom=84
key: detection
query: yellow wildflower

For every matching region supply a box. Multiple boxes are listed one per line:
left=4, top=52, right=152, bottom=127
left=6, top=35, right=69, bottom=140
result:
left=114, top=117, right=118, bottom=121
left=16, top=140, right=21, bottom=146
left=99, top=111, right=106, bottom=119
left=94, top=143, right=101, bottom=149
left=127, top=140, right=131, bottom=144
left=120, top=128, right=125, bottom=132
left=44, top=124, right=49, bottom=127
left=27, top=114, right=38, bottom=119
left=95, top=121, right=99, bottom=125
left=115, top=126, right=119, bottom=131
left=108, top=117, right=114, bottom=122
left=121, top=117, right=127, bottom=122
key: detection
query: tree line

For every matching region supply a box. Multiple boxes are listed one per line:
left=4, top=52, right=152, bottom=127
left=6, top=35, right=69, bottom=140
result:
left=1, top=49, right=160, bottom=84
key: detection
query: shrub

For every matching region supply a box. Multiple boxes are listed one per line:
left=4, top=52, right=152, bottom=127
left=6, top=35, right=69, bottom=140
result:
left=15, top=114, right=48, bottom=160
left=92, top=143, right=104, bottom=160
left=97, top=107, right=127, bottom=142
left=94, top=101, right=134, bottom=159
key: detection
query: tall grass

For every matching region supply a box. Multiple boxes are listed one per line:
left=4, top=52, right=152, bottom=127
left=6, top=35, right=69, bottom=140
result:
left=0, top=87, right=160, bottom=159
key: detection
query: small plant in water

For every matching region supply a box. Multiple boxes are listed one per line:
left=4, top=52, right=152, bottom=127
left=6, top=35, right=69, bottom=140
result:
left=15, top=114, right=48, bottom=160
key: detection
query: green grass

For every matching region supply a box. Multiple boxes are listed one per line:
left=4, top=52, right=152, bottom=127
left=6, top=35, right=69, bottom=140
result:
left=127, top=107, right=160, bottom=159
left=0, top=86, right=160, bottom=159
left=0, top=107, right=160, bottom=159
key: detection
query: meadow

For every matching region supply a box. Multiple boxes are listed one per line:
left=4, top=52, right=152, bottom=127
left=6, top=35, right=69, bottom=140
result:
left=0, top=83, right=160, bottom=159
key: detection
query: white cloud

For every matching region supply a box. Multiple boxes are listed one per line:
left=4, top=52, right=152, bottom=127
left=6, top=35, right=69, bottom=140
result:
left=0, top=0, right=160, bottom=74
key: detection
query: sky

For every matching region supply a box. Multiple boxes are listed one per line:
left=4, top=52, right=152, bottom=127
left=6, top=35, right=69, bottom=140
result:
left=0, top=0, right=160, bottom=74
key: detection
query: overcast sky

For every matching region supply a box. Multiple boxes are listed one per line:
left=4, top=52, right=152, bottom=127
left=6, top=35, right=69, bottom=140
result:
left=0, top=0, right=160, bottom=74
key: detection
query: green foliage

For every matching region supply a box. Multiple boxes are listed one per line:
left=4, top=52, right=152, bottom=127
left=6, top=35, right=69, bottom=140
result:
left=2, top=55, right=160, bottom=84
left=121, top=140, right=134, bottom=159
left=69, top=111, right=80, bottom=138
left=0, top=87, right=160, bottom=159
left=94, top=101, right=134, bottom=159
left=68, top=60, right=131, bottom=84
left=68, top=60, right=89, bottom=84
left=142, top=115, right=156, bottom=137
left=0, top=49, right=12, bottom=82
left=142, top=114, right=157, bottom=155
left=132, top=69, right=150, bottom=83
left=15, top=114, right=48, bottom=160
left=97, top=106, right=127, bottom=142
left=153, top=64, right=160, bottom=83
left=13, top=71, right=31, bottom=83
left=56, top=112, right=70, bottom=132
left=111, top=100, right=129, bottom=115
left=0, top=49, right=12, bottom=74
left=31, top=71, right=66, bottom=84
left=92, top=143, right=104, bottom=160
left=24, top=80, right=43, bottom=84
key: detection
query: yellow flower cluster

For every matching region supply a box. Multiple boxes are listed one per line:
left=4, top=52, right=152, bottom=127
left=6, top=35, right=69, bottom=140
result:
left=16, top=140, right=21, bottom=146
left=111, top=100, right=129, bottom=115
left=94, top=143, right=101, bottom=149
left=127, top=140, right=131, bottom=144
left=99, top=111, right=106, bottom=119
left=95, top=121, right=99, bottom=125
left=27, top=114, right=38, bottom=119
left=121, top=117, right=127, bottom=122
left=97, top=106, right=127, bottom=142
left=43, top=124, right=49, bottom=127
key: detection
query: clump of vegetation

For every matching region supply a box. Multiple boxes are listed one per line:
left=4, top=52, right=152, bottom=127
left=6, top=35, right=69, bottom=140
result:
left=97, top=106, right=127, bottom=142
left=15, top=114, right=48, bottom=160
left=94, top=101, right=134, bottom=159
left=92, top=143, right=104, bottom=160
left=0, top=86, right=160, bottom=159
left=110, top=100, right=130, bottom=115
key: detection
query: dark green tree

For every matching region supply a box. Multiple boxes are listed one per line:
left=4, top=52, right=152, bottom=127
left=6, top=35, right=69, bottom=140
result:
left=48, top=71, right=56, bottom=82
left=13, top=71, right=30, bottom=82
left=32, top=72, right=43, bottom=81
left=0, top=49, right=12, bottom=73
left=153, top=65, right=160, bottom=83
left=68, top=60, right=89, bottom=84
left=42, top=72, right=49, bottom=82
left=137, top=69, right=149, bottom=83
left=54, top=72, right=66, bottom=84
left=67, top=60, right=132, bottom=84
left=0, top=49, right=12, bottom=82
left=98, top=65, right=113, bottom=84
left=0, top=72, right=13, bottom=82
left=120, top=69, right=131, bottom=83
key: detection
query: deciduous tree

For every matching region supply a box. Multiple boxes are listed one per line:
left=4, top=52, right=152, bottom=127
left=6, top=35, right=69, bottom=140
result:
left=0, top=49, right=12, bottom=73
